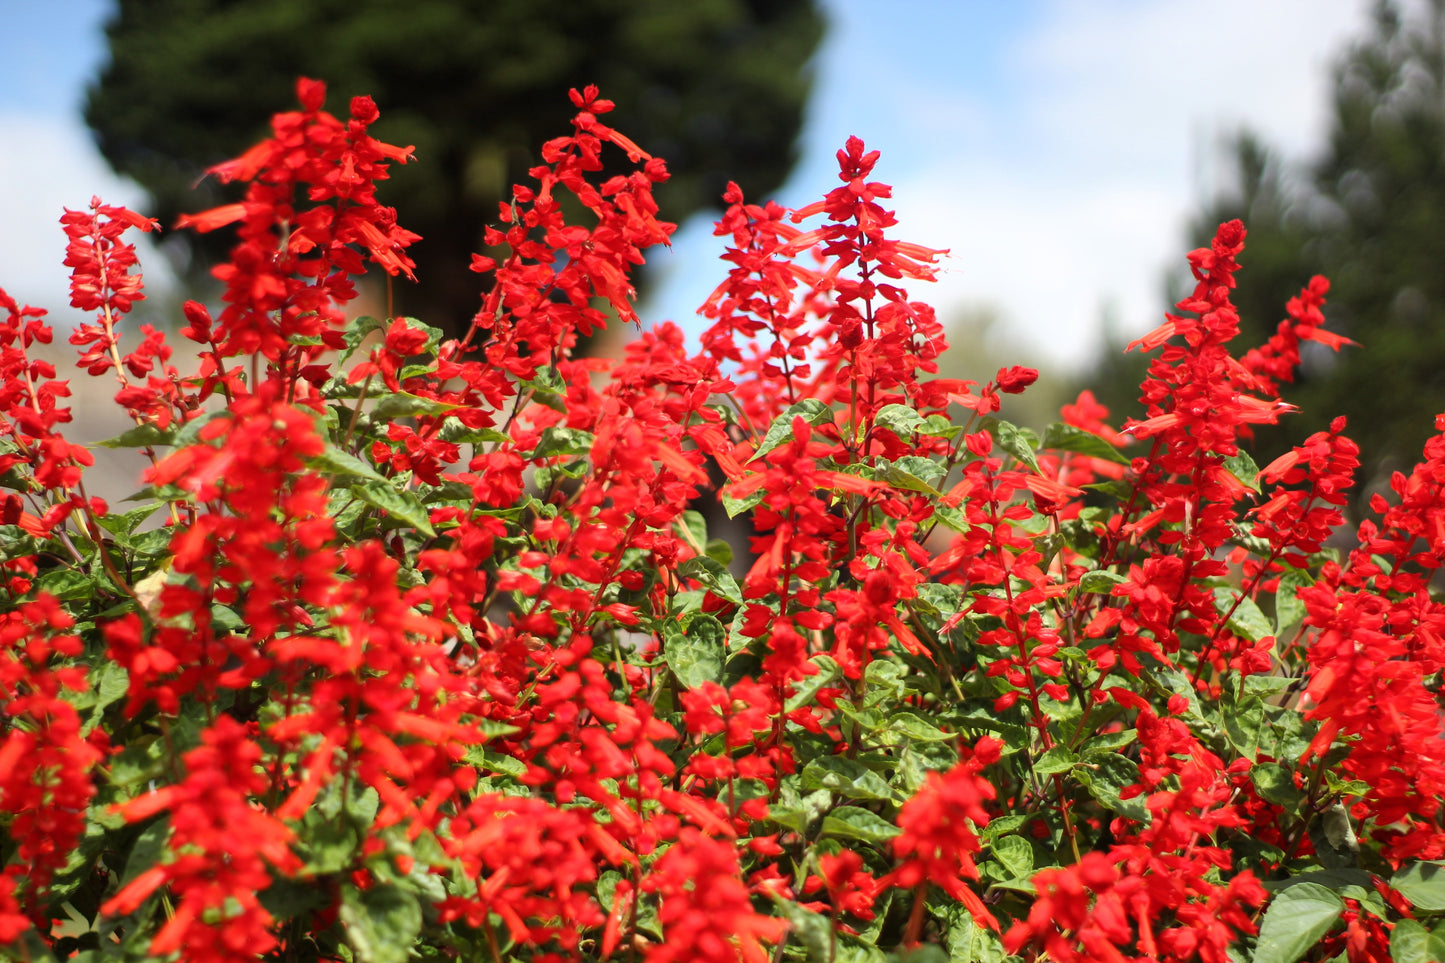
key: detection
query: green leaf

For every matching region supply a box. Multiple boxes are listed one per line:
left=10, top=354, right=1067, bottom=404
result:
left=1079, top=754, right=1149, bottom=823
left=370, top=391, right=459, bottom=421
left=349, top=480, right=435, bottom=537
left=34, top=569, right=99, bottom=602
left=1253, top=883, right=1344, bottom=963
left=984, top=418, right=1040, bottom=473
left=721, top=487, right=766, bottom=519
left=800, top=757, right=895, bottom=802
left=531, top=425, right=596, bottom=459
left=1392, top=861, right=1445, bottom=913
left=1276, top=570, right=1311, bottom=633
left=1391, top=918, right=1432, bottom=963
left=97, top=503, right=161, bottom=538
left=874, top=403, right=927, bottom=439
left=309, top=446, right=388, bottom=483
left=1213, top=587, right=1274, bottom=642
left=881, top=460, right=943, bottom=495
left=95, top=423, right=174, bottom=449
left=1221, top=684, right=1266, bottom=762
left=119, top=817, right=170, bottom=892
left=676, top=555, right=742, bottom=605
left=1078, top=569, right=1126, bottom=594
left=464, top=746, right=527, bottom=780
left=752, top=400, right=832, bottom=462
left=822, top=806, right=901, bottom=844
left=1033, top=745, right=1078, bottom=776
left=1039, top=422, right=1129, bottom=465
left=947, top=906, right=1008, bottom=963
left=784, top=656, right=842, bottom=713
left=705, top=537, right=733, bottom=566
left=989, top=834, right=1033, bottom=881
left=662, top=615, right=725, bottom=690
left=770, top=896, right=834, bottom=963
left=1080, top=728, right=1135, bottom=757
left=340, top=883, right=422, bottom=963
left=888, top=712, right=953, bottom=742
left=84, top=661, right=129, bottom=729
left=1251, top=762, right=1304, bottom=810
left=1223, top=449, right=1262, bottom=494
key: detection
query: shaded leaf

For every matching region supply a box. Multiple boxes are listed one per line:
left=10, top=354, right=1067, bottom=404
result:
left=822, top=806, right=901, bottom=844
left=349, top=480, right=435, bottom=537
left=663, top=615, right=725, bottom=690
left=1253, top=883, right=1344, bottom=963
left=752, top=400, right=832, bottom=461
left=340, top=883, right=422, bottom=963
left=1040, top=422, right=1128, bottom=465
left=1393, top=861, right=1445, bottom=913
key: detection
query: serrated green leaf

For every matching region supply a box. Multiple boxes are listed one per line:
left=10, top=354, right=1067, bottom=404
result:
left=1253, top=883, right=1344, bottom=963
left=721, top=486, right=766, bottom=519
left=309, top=446, right=388, bottom=482
left=947, top=907, right=1008, bottom=963
left=662, top=615, right=725, bottom=690
left=888, top=712, right=953, bottom=742
left=1080, top=728, right=1135, bottom=757
left=1276, top=570, right=1311, bottom=633
left=1033, top=745, right=1078, bottom=776
left=1393, top=861, right=1445, bottom=913
left=752, top=400, right=832, bottom=462
left=1080, top=754, right=1149, bottom=823
left=1224, top=449, right=1262, bottom=494
left=531, top=425, right=596, bottom=459
left=119, top=817, right=170, bottom=892
left=676, top=555, right=742, bottom=605
left=1213, top=587, right=1274, bottom=642
left=769, top=896, right=834, bottom=963
left=1039, top=422, right=1129, bottom=465
left=95, top=423, right=174, bottom=449
left=1079, top=569, right=1126, bottom=594
left=97, top=503, right=161, bottom=538
left=1392, top=918, right=1432, bottom=963
left=1222, top=684, right=1266, bottom=762
left=785, top=656, right=842, bottom=713
left=370, top=391, right=459, bottom=421
left=989, top=834, right=1033, bottom=880
left=84, top=661, right=129, bottom=729
left=349, top=480, right=435, bottom=537
left=465, top=746, right=527, bottom=780
left=340, top=883, right=422, bottom=963
left=1252, top=762, right=1304, bottom=810
left=984, top=418, right=1040, bottom=472
left=800, top=757, right=895, bottom=802
left=704, top=538, right=733, bottom=566
left=875, top=403, right=927, bottom=439
left=821, top=806, right=901, bottom=844
left=881, top=461, right=942, bottom=495
left=34, top=569, right=99, bottom=602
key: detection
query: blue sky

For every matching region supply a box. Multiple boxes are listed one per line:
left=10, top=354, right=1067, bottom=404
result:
left=0, top=0, right=1377, bottom=373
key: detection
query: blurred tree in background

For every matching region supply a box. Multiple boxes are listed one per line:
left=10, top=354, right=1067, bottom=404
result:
left=85, top=0, right=824, bottom=336
left=1081, top=0, right=1445, bottom=501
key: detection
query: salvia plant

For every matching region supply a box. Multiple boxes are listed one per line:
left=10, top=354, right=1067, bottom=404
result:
left=2, top=78, right=1444, bottom=963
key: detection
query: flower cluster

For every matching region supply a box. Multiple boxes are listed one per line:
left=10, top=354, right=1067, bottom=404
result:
left=1, top=80, right=1441, bottom=963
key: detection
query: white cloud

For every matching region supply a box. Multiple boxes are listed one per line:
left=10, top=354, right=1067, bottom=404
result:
left=0, top=112, right=170, bottom=329
left=884, top=0, right=1373, bottom=372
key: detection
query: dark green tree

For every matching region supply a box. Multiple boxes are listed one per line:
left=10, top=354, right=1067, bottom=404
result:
left=85, top=0, right=824, bottom=334
left=1081, top=0, right=1445, bottom=499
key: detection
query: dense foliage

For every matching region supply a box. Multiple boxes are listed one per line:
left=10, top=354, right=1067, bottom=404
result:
left=4, top=79, right=1445, bottom=963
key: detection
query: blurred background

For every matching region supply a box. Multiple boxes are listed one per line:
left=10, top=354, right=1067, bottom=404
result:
left=2, top=0, right=1440, bottom=507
